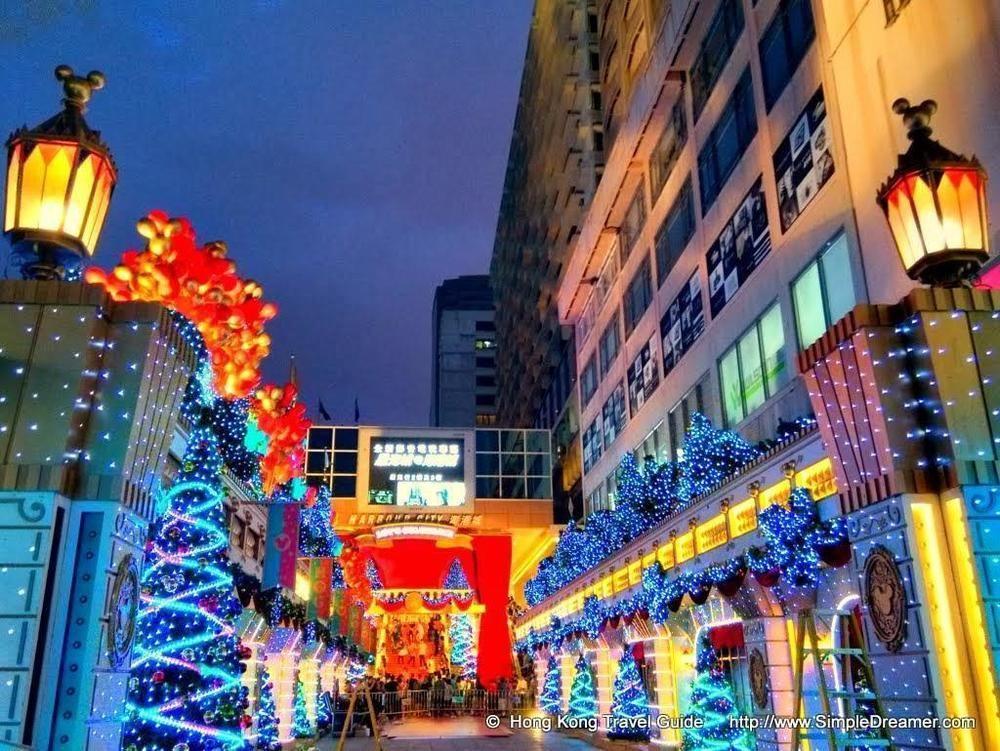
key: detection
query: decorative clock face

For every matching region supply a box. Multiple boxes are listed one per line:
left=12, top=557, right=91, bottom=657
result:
left=108, top=555, right=140, bottom=668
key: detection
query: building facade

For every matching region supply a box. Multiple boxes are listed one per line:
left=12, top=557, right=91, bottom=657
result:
left=491, top=0, right=605, bottom=522
left=430, top=275, right=497, bottom=428
left=513, top=0, right=1000, bottom=749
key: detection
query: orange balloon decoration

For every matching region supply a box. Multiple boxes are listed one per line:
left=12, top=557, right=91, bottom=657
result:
left=84, top=211, right=276, bottom=400
left=250, top=381, right=310, bottom=495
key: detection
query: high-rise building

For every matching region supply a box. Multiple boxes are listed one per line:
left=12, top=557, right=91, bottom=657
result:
left=431, top=274, right=497, bottom=427
left=491, top=0, right=604, bottom=521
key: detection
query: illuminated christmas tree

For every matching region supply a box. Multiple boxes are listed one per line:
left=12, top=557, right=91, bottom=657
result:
left=316, top=678, right=333, bottom=736
left=609, top=650, right=649, bottom=740
left=682, top=639, right=753, bottom=751
left=346, top=658, right=367, bottom=685
left=122, top=423, right=250, bottom=751
left=256, top=667, right=280, bottom=750
left=443, top=557, right=471, bottom=590
left=681, top=412, right=760, bottom=497
left=540, top=655, right=562, bottom=715
left=299, top=485, right=342, bottom=557
left=568, top=655, right=597, bottom=720
left=449, top=614, right=476, bottom=678
left=292, top=678, right=314, bottom=738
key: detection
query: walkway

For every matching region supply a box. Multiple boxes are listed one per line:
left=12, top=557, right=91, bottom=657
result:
left=298, top=718, right=605, bottom=751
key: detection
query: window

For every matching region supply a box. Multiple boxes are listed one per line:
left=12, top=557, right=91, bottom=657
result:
left=474, top=338, right=495, bottom=350
left=655, top=177, right=696, bottom=286
left=792, top=232, right=856, bottom=347
left=599, top=314, right=621, bottom=376
left=475, top=319, right=496, bottom=332
left=475, top=355, right=494, bottom=368
left=691, top=0, right=745, bottom=121
left=583, top=417, right=604, bottom=473
left=476, top=374, right=496, bottom=387
left=649, top=99, right=688, bottom=200
left=581, top=355, right=599, bottom=406
left=718, top=304, right=786, bottom=426
left=602, top=381, right=628, bottom=448
left=588, top=12, right=598, bottom=33
left=697, top=67, right=757, bottom=214
left=668, top=379, right=705, bottom=460
left=591, top=89, right=602, bottom=111
left=619, top=188, right=647, bottom=263
left=589, top=50, right=600, bottom=71
left=883, top=0, right=912, bottom=25
left=475, top=393, right=495, bottom=406
left=624, top=257, right=653, bottom=335
left=759, top=0, right=816, bottom=110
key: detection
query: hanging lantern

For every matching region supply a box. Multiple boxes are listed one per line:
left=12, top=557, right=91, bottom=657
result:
left=3, top=65, right=116, bottom=279
left=877, top=98, right=989, bottom=286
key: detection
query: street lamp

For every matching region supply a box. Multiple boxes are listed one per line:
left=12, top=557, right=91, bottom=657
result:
left=3, top=65, right=116, bottom=280
left=877, top=98, right=989, bottom=286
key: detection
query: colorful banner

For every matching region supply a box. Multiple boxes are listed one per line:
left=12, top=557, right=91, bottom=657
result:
left=262, top=502, right=300, bottom=589
left=309, top=558, right=332, bottom=620
left=773, top=87, right=834, bottom=232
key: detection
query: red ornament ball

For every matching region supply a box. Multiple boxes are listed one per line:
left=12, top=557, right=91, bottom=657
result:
left=152, top=670, right=165, bottom=683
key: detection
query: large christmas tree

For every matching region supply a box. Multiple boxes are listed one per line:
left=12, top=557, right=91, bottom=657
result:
left=123, top=423, right=250, bottom=751
left=608, top=649, right=650, bottom=740
left=568, top=655, right=597, bottom=720
left=540, top=654, right=562, bottom=715
left=682, top=640, right=754, bottom=751
left=256, top=666, right=280, bottom=750
left=449, top=614, right=476, bottom=678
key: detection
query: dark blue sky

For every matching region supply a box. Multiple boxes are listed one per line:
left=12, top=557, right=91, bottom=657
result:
left=1, top=1, right=531, bottom=425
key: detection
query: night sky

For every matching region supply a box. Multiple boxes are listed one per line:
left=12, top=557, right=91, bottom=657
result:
left=0, top=1, right=531, bottom=425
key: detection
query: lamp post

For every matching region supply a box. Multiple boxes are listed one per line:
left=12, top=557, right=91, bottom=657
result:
left=2, top=65, right=116, bottom=281
left=877, top=98, right=989, bottom=286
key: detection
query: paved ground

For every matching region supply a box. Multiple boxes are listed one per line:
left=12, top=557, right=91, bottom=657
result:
left=289, top=718, right=605, bottom=750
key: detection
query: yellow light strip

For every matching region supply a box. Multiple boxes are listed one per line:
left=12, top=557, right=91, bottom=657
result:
left=911, top=501, right=982, bottom=751
left=515, top=458, right=837, bottom=637
left=943, top=496, right=1000, bottom=748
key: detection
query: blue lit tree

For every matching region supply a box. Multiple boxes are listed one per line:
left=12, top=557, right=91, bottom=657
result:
left=682, top=637, right=753, bottom=751
left=568, top=655, right=597, bottom=720
left=540, top=655, right=562, bottom=715
left=609, top=650, right=649, bottom=740
left=299, top=485, right=342, bottom=557
left=681, top=412, right=760, bottom=498
left=443, top=558, right=471, bottom=590
left=316, top=678, right=333, bottom=736
left=256, top=667, right=280, bottom=750
left=292, top=678, right=314, bottom=738
left=122, top=423, right=250, bottom=751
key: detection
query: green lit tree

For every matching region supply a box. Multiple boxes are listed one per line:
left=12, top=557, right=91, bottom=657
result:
left=316, top=678, right=333, bottom=736
left=682, top=639, right=753, bottom=751
left=568, top=655, right=597, bottom=720
left=256, top=666, right=280, bottom=750
left=609, top=650, right=649, bottom=740
left=540, top=654, right=562, bottom=715
left=292, top=678, right=314, bottom=739
left=449, top=614, right=476, bottom=678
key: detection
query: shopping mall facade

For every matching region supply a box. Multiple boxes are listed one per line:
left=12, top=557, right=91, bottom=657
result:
left=499, top=0, right=1000, bottom=749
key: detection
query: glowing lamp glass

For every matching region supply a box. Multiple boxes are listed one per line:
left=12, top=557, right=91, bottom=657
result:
left=3, top=135, right=116, bottom=255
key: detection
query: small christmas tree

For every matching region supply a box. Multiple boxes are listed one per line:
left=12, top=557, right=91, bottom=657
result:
left=449, top=614, right=476, bottom=678
left=443, top=557, right=471, bottom=590
left=568, top=655, right=597, bottom=720
left=609, top=649, right=649, bottom=740
left=256, top=667, right=280, bottom=750
left=540, top=654, right=562, bottom=715
left=292, top=678, right=314, bottom=739
left=346, top=658, right=367, bottom=685
left=682, top=638, right=753, bottom=751
left=316, top=678, right=333, bottom=736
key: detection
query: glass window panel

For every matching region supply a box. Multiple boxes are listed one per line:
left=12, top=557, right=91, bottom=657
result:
left=655, top=178, right=696, bottom=286
left=527, top=476, right=551, bottom=499
left=477, top=476, right=501, bottom=498
left=476, top=453, right=500, bottom=475
left=501, top=452, right=525, bottom=475
left=306, top=451, right=329, bottom=473
left=333, top=451, right=357, bottom=474
left=738, top=328, right=765, bottom=414
left=310, top=427, right=333, bottom=450
left=334, top=428, right=358, bottom=450
left=526, top=453, right=551, bottom=476
left=719, top=348, right=744, bottom=426
left=476, top=429, right=499, bottom=452
left=759, top=304, right=786, bottom=395
left=792, top=261, right=825, bottom=347
left=332, top=476, right=356, bottom=498
left=501, top=429, right=525, bottom=452
left=502, top=476, right=526, bottom=499
left=526, top=430, right=549, bottom=453
left=820, top=234, right=855, bottom=324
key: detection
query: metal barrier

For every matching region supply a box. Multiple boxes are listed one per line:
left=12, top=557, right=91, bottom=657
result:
left=336, top=689, right=535, bottom=722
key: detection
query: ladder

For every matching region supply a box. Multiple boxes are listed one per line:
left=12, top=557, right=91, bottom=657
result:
left=790, top=609, right=894, bottom=751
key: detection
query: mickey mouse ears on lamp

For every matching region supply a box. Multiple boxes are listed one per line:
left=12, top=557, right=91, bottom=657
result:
left=877, top=98, right=989, bottom=287
left=2, top=65, right=117, bottom=280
